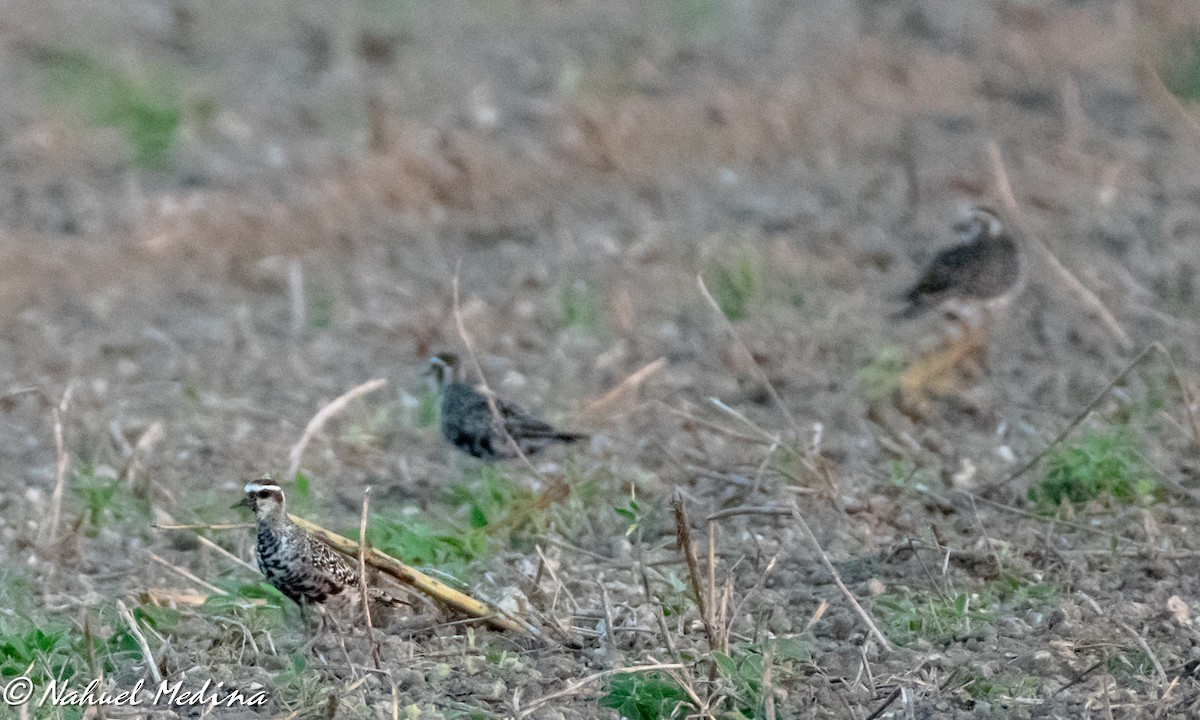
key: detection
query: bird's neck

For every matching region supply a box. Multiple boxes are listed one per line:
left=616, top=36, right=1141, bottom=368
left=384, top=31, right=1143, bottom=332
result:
left=256, top=508, right=291, bottom=536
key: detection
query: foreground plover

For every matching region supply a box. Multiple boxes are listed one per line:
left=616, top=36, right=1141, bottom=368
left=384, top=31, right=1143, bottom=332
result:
left=234, top=476, right=404, bottom=613
left=895, top=206, right=1023, bottom=326
left=425, top=353, right=588, bottom=460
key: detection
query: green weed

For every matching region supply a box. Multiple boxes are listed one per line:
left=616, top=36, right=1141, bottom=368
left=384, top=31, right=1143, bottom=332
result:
left=363, top=516, right=486, bottom=580
left=70, top=462, right=149, bottom=533
left=707, top=249, right=760, bottom=322
left=875, top=587, right=992, bottom=647
left=1029, top=427, right=1161, bottom=511
left=559, top=279, right=604, bottom=336
left=1164, top=34, right=1200, bottom=102
left=600, top=671, right=691, bottom=720
left=448, top=465, right=536, bottom=536
left=36, top=50, right=183, bottom=168
left=0, top=625, right=82, bottom=684
left=307, top=282, right=335, bottom=333
left=858, top=345, right=909, bottom=406
left=712, top=637, right=810, bottom=716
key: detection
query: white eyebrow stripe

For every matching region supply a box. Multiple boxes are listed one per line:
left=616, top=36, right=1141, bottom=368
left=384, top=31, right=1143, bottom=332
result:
left=244, top=482, right=282, bottom=493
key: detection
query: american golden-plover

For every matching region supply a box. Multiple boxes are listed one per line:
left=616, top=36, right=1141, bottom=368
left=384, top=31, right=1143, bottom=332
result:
left=425, top=353, right=588, bottom=460
left=234, top=476, right=404, bottom=611
left=895, top=206, right=1023, bottom=325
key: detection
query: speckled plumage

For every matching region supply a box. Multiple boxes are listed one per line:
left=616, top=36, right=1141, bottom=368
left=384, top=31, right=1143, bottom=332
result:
left=236, top=477, right=402, bottom=609
left=426, top=354, right=588, bottom=461
left=896, top=207, right=1023, bottom=321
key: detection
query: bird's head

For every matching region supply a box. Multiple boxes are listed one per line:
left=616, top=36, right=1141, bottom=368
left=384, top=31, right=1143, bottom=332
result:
left=423, top=353, right=460, bottom=389
left=233, top=475, right=285, bottom=517
left=953, top=206, right=1003, bottom=240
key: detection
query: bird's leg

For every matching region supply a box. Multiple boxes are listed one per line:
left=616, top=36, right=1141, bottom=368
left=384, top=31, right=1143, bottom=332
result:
left=299, top=603, right=327, bottom=655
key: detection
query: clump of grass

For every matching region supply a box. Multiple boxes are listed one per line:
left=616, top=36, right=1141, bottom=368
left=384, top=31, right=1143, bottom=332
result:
left=707, top=249, right=760, bottom=322
left=600, top=672, right=691, bottom=720
left=307, top=282, right=335, bottom=334
left=1163, top=34, right=1200, bottom=102
left=362, top=516, right=487, bottom=580
left=36, top=50, right=183, bottom=168
left=875, top=587, right=992, bottom=647
left=1029, top=427, right=1161, bottom=511
left=712, top=637, right=810, bottom=716
left=71, top=462, right=150, bottom=533
left=559, top=278, right=605, bottom=336
left=858, top=345, right=909, bottom=405
left=0, top=625, right=83, bottom=686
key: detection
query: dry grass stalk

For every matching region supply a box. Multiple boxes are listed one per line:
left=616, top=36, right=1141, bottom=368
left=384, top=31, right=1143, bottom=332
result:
left=356, top=487, right=383, bottom=671
left=41, top=382, right=76, bottom=549
left=516, top=663, right=686, bottom=718
left=287, top=377, right=388, bottom=480
left=1005, top=343, right=1157, bottom=483
left=583, top=356, right=667, bottom=419
left=116, top=599, right=164, bottom=683
left=124, top=421, right=164, bottom=499
left=697, top=275, right=804, bottom=439
left=672, top=493, right=714, bottom=646
left=790, top=504, right=894, bottom=652
left=1155, top=342, right=1200, bottom=450
left=153, top=522, right=253, bottom=531
left=287, top=513, right=530, bottom=634
left=987, top=141, right=1133, bottom=351
left=147, top=550, right=228, bottom=596
left=451, top=271, right=547, bottom=482
left=139, top=589, right=213, bottom=607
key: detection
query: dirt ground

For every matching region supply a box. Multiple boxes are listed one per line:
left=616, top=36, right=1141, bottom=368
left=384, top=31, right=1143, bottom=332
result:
left=3, top=0, right=1200, bottom=718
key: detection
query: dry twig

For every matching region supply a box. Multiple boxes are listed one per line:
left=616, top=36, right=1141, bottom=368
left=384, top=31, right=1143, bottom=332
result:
left=288, top=513, right=532, bottom=635
left=791, top=504, right=893, bottom=652
left=116, top=599, right=164, bottom=684
left=287, top=378, right=388, bottom=479
left=41, top=382, right=76, bottom=549
left=987, top=141, right=1132, bottom=350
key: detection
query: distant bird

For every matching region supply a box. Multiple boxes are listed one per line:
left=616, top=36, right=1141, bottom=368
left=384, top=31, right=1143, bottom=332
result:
left=895, top=206, right=1023, bottom=326
left=425, top=353, right=588, bottom=460
left=233, top=476, right=405, bottom=614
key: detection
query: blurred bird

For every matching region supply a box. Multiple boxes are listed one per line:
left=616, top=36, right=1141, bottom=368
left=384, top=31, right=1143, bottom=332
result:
left=895, top=206, right=1023, bottom=325
left=424, top=353, right=588, bottom=460
left=233, top=475, right=405, bottom=615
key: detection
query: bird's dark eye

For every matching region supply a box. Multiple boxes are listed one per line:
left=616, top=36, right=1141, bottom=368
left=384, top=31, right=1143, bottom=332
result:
left=256, top=490, right=271, bottom=499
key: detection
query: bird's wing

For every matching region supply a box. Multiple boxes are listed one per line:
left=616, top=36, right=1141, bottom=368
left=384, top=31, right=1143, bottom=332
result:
left=907, top=243, right=981, bottom=299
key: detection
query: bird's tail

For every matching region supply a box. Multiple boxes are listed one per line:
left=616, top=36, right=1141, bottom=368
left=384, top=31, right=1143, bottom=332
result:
left=552, top=431, right=589, bottom=444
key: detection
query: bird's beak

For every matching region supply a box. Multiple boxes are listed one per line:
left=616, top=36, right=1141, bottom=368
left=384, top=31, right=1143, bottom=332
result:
left=231, top=497, right=252, bottom=511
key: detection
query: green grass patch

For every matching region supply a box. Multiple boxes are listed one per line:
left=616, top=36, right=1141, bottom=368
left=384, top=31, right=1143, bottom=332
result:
left=1163, top=34, right=1200, bottom=103
left=706, top=248, right=761, bottom=322
left=858, top=345, right=909, bottom=406
left=362, top=516, right=487, bottom=580
left=1029, top=427, right=1161, bottom=511
left=875, top=586, right=992, bottom=647
left=36, top=50, right=183, bottom=168
left=712, top=637, right=810, bottom=717
left=559, top=278, right=605, bottom=336
left=600, top=671, right=691, bottom=720
left=70, top=462, right=150, bottom=534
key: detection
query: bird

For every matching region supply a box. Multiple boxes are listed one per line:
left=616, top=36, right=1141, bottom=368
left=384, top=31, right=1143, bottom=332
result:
left=233, top=475, right=405, bottom=615
left=895, top=205, right=1023, bottom=326
left=424, top=353, right=588, bottom=460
